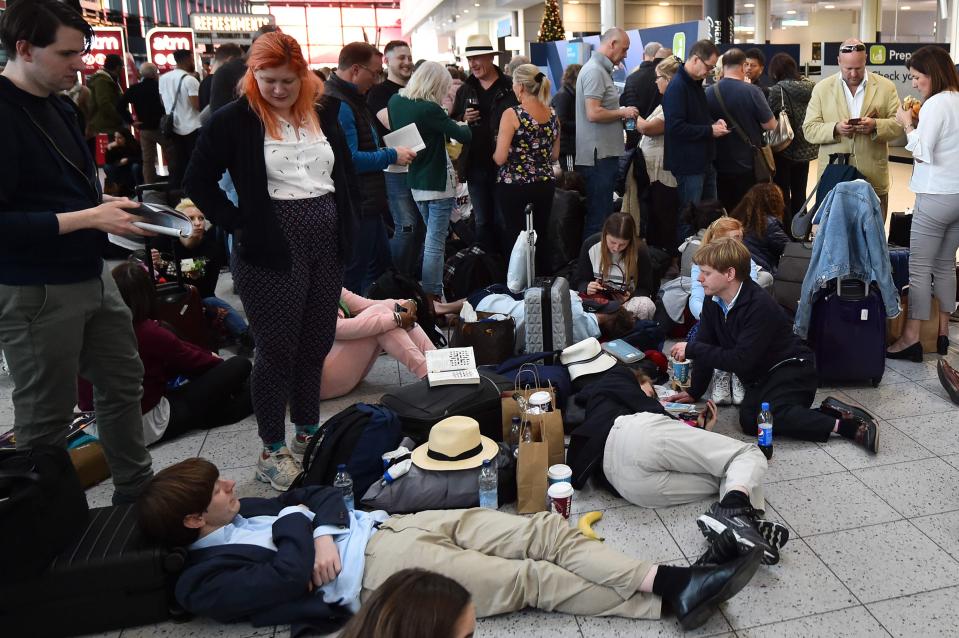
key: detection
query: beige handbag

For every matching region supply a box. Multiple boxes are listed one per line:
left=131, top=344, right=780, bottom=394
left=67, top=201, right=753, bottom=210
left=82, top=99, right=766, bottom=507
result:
left=766, top=85, right=795, bottom=152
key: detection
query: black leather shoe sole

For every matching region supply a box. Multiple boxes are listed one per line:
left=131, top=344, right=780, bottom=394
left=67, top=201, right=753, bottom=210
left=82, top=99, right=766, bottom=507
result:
left=677, top=548, right=763, bottom=631
left=938, top=360, right=959, bottom=406
left=886, top=342, right=923, bottom=362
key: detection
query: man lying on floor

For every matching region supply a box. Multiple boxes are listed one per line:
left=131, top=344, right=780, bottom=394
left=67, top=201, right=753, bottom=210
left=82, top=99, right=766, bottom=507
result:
left=567, top=364, right=789, bottom=565
left=138, top=458, right=763, bottom=635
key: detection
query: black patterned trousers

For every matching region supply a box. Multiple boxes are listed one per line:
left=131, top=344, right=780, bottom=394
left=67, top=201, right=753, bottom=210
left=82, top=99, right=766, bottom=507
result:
left=231, top=195, right=342, bottom=445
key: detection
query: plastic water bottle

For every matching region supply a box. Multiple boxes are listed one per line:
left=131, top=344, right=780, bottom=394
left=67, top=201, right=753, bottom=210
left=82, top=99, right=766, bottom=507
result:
left=757, top=402, right=774, bottom=460
left=478, top=459, right=498, bottom=509
left=333, top=464, right=354, bottom=511
left=509, top=416, right=521, bottom=458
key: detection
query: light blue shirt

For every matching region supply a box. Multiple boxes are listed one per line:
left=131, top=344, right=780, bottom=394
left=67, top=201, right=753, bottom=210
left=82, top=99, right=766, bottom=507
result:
left=476, top=291, right=600, bottom=351
left=191, top=507, right=389, bottom=612
left=688, top=261, right=761, bottom=320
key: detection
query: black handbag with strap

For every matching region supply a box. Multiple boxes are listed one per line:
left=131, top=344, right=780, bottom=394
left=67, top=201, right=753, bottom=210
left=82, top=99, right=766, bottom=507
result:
left=159, top=73, right=186, bottom=138
left=713, top=82, right=775, bottom=183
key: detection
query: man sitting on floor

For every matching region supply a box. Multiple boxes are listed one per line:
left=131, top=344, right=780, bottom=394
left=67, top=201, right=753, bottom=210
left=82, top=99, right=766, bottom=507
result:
left=138, top=458, right=764, bottom=634
left=667, top=238, right=880, bottom=452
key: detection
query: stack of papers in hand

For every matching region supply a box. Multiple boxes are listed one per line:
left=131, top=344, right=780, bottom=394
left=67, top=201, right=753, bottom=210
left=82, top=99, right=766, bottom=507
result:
left=383, top=123, right=427, bottom=173
left=108, top=202, right=193, bottom=250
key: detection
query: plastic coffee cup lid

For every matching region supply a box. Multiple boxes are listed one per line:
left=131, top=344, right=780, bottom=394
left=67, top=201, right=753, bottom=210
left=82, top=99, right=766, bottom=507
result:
left=547, top=481, right=574, bottom=498
left=548, top=464, right=572, bottom=479
left=529, top=391, right=551, bottom=406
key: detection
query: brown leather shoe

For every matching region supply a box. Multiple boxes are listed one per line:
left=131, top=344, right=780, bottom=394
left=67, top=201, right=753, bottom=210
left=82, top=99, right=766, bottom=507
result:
left=853, top=419, right=880, bottom=454
left=937, top=360, right=959, bottom=405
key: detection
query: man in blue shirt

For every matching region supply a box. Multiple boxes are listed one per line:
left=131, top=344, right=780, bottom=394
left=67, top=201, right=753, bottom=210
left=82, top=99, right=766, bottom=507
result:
left=139, top=457, right=764, bottom=633
left=322, top=42, right=416, bottom=294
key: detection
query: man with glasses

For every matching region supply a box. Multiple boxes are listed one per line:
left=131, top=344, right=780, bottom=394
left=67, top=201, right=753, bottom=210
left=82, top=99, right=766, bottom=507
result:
left=323, top=42, right=416, bottom=294
left=663, top=40, right=730, bottom=241
left=803, top=38, right=902, bottom=220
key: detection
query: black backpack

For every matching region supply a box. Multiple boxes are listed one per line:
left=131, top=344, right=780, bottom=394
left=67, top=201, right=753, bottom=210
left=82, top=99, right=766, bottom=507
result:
left=290, top=403, right=403, bottom=501
left=367, top=269, right=447, bottom=347
left=443, top=245, right=507, bottom=301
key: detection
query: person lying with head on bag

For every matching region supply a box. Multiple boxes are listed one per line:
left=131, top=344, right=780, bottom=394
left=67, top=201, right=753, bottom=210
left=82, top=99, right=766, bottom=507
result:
left=320, top=289, right=435, bottom=400
left=78, top=263, right=253, bottom=446
left=137, top=457, right=764, bottom=633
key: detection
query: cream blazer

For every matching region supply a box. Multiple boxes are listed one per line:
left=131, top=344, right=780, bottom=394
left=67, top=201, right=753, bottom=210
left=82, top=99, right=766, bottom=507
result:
left=802, top=72, right=903, bottom=195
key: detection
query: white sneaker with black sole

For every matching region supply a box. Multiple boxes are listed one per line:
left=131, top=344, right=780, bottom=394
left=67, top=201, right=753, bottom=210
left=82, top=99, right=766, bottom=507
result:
left=696, top=501, right=788, bottom=565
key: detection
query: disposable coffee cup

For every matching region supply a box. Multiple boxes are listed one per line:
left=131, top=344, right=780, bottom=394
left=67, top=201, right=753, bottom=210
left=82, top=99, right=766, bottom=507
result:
left=547, top=464, right=572, bottom=486
left=670, top=357, right=691, bottom=385
left=547, top=481, right=574, bottom=519
left=528, top=390, right=553, bottom=413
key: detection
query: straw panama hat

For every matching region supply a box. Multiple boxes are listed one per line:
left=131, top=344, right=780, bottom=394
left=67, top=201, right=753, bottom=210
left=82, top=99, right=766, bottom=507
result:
left=463, top=34, right=504, bottom=58
left=560, top=337, right=618, bottom=381
left=411, top=416, right=499, bottom=471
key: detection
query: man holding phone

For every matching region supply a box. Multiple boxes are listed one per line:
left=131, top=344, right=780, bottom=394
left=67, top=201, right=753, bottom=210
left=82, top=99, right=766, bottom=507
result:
left=803, top=38, right=902, bottom=219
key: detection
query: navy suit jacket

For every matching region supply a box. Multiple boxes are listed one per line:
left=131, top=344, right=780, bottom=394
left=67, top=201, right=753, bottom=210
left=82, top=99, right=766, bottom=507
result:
left=175, top=486, right=352, bottom=636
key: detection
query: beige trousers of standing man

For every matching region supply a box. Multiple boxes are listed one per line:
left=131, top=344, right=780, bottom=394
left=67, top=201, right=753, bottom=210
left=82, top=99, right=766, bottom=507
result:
left=362, top=508, right=661, bottom=619
left=603, top=413, right=767, bottom=510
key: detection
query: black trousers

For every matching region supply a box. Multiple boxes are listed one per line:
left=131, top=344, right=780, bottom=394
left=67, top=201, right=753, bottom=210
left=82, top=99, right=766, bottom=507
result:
left=645, top=180, right=680, bottom=255
left=737, top=359, right=835, bottom=442
left=467, top=166, right=505, bottom=254
left=163, top=356, right=254, bottom=442
left=717, top=170, right=756, bottom=213
left=496, top=180, right=556, bottom=276
left=772, top=154, right=810, bottom=233
left=168, top=130, right=199, bottom=188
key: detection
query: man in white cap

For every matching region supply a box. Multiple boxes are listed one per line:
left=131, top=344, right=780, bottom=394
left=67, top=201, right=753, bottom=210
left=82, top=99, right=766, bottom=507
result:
left=451, top=34, right=518, bottom=253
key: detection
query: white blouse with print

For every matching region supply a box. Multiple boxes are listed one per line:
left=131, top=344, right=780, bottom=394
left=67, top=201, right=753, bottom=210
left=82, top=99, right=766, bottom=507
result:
left=264, top=120, right=336, bottom=200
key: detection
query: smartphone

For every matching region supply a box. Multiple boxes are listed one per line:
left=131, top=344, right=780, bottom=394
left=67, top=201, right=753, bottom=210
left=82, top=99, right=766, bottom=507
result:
left=847, top=118, right=862, bottom=125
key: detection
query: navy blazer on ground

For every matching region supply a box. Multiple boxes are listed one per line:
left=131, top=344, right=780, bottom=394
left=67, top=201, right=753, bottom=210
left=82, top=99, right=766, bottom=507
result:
left=175, top=486, right=351, bottom=636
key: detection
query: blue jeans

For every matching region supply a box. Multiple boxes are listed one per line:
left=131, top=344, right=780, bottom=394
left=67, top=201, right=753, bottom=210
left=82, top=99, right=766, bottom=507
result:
left=202, top=296, right=248, bottom=337
left=385, top=171, right=423, bottom=277
left=576, top=155, right=620, bottom=238
left=343, top=214, right=392, bottom=295
left=675, top=166, right=718, bottom=242
left=416, top=197, right=454, bottom=296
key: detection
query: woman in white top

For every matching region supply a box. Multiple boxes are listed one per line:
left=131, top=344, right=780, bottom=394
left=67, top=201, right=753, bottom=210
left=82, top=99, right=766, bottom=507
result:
left=184, top=33, right=360, bottom=490
left=638, top=56, right=680, bottom=254
left=887, top=46, right=959, bottom=361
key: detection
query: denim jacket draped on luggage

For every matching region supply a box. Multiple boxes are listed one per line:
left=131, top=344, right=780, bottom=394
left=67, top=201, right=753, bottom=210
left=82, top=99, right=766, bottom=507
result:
left=794, top=180, right=900, bottom=338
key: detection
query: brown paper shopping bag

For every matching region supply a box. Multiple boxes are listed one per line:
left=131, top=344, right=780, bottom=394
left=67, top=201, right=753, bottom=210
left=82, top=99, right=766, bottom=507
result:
left=516, top=420, right=549, bottom=513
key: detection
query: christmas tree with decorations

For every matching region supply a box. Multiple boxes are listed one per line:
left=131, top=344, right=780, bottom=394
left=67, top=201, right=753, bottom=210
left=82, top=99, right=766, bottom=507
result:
left=538, top=0, right=566, bottom=42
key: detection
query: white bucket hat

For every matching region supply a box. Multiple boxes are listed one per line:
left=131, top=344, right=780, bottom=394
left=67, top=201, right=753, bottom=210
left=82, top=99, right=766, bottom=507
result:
left=463, top=34, right=503, bottom=58
left=560, top=338, right=618, bottom=381
left=411, top=416, right=499, bottom=471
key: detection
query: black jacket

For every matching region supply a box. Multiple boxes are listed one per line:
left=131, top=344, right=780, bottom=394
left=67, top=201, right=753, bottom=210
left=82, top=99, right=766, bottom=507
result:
left=118, top=77, right=165, bottom=130
left=662, top=63, right=715, bottom=176
left=550, top=84, right=576, bottom=160
left=621, top=60, right=661, bottom=119
left=183, top=97, right=359, bottom=271
left=451, top=67, right=518, bottom=175
left=742, top=217, right=790, bottom=273
left=567, top=365, right=669, bottom=491
left=686, top=278, right=813, bottom=399
left=573, top=232, right=657, bottom=298
left=0, top=76, right=104, bottom=285
left=209, top=58, right=247, bottom=113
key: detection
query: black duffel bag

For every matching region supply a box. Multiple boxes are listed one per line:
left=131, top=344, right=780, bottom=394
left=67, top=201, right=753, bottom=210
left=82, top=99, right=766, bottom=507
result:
left=0, top=445, right=89, bottom=581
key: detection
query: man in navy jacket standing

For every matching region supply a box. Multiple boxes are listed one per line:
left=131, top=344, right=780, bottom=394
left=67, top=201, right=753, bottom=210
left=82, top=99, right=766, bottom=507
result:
left=0, top=0, right=154, bottom=503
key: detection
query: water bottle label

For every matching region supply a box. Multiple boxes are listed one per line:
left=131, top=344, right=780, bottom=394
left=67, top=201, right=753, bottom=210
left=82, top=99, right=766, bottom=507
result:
left=758, top=424, right=773, bottom=446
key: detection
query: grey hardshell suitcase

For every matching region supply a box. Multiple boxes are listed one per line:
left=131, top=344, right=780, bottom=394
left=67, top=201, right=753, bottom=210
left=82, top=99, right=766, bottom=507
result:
left=524, top=277, right=574, bottom=353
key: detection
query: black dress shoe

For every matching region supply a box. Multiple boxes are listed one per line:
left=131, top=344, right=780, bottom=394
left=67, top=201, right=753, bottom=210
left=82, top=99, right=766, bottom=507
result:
left=667, top=547, right=763, bottom=631
left=886, top=342, right=923, bottom=362
left=938, top=336, right=950, bottom=356
left=819, top=396, right=875, bottom=425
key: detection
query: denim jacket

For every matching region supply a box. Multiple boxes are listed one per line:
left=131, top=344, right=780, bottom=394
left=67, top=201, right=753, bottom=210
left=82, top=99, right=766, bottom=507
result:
left=794, top=180, right=900, bottom=338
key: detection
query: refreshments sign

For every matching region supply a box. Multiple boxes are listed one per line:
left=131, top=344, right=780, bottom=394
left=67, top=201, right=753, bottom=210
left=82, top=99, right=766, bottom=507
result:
left=82, top=27, right=127, bottom=80
left=146, top=28, right=196, bottom=73
left=190, top=13, right=275, bottom=34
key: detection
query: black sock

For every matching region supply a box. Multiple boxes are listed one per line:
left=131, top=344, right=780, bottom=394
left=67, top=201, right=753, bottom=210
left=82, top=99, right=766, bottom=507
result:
left=720, top=490, right=751, bottom=511
left=837, top=418, right=859, bottom=439
left=651, top=565, right=692, bottom=600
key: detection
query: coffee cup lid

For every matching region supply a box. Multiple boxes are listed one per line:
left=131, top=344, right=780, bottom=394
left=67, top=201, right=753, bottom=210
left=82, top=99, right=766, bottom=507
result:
left=548, top=464, right=572, bottom=478
left=547, top=481, right=574, bottom=498
left=529, top=391, right=551, bottom=405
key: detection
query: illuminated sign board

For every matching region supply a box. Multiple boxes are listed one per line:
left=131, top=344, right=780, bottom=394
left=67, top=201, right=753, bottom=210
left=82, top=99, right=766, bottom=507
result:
left=146, top=28, right=196, bottom=73
left=190, top=13, right=275, bottom=33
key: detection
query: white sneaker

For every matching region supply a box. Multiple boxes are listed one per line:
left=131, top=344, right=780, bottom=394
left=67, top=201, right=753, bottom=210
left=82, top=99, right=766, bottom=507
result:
left=711, top=370, right=732, bottom=406
left=255, top=446, right=303, bottom=491
left=289, top=432, right=314, bottom=458
left=731, top=374, right=746, bottom=405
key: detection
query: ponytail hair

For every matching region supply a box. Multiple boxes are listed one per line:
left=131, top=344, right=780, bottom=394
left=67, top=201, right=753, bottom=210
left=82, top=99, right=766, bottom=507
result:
left=512, top=63, right=551, bottom=105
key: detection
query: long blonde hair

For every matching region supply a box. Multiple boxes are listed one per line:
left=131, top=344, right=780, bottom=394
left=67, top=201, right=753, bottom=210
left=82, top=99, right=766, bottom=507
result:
left=511, top=63, right=551, bottom=106
left=401, top=61, right=451, bottom=105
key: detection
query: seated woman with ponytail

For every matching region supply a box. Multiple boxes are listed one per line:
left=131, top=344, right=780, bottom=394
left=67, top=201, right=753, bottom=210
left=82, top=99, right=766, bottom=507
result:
left=574, top=213, right=658, bottom=300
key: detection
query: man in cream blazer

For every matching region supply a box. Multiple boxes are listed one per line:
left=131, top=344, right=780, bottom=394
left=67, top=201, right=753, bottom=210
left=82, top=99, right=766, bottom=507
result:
left=803, top=39, right=902, bottom=219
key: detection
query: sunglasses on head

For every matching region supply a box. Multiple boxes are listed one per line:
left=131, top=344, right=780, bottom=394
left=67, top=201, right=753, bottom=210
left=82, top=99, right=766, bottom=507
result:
left=839, top=44, right=866, bottom=53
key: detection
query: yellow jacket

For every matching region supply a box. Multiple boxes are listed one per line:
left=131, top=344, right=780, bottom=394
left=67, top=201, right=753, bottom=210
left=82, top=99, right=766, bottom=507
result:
left=802, top=72, right=902, bottom=195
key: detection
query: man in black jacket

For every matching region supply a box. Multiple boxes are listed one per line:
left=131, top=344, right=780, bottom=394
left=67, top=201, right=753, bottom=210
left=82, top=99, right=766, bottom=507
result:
left=0, top=0, right=154, bottom=503
left=117, top=62, right=167, bottom=183
left=620, top=41, right=662, bottom=149
left=667, top=238, right=879, bottom=452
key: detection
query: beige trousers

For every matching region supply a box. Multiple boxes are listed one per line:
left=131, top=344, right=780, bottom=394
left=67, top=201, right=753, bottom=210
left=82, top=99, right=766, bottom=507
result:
left=362, top=508, right=661, bottom=619
left=603, top=413, right=767, bottom=510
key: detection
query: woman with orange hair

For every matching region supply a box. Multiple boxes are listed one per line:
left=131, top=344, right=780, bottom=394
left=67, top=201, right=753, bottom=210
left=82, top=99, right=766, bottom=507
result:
left=184, top=33, right=360, bottom=491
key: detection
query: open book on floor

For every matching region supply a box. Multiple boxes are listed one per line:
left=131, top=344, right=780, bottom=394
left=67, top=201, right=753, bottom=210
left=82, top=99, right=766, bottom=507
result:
left=108, top=202, right=193, bottom=251
left=426, top=347, right=480, bottom=387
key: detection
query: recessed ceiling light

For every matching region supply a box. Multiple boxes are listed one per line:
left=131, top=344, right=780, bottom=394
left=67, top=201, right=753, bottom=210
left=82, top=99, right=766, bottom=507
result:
left=659, top=1, right=670, bottom=5
left=901, top=5, right=911, bottom=8
left=744, top=3, right=754, bottom=6
left=786, top=9, right=797, bottom=13
left=568, top=0, right=580, bottom=3
left=824, top=4, right=835, bottom=7
left=463, top=8, right=469, bottom=12
left=474, top=2, right=480, bottom=5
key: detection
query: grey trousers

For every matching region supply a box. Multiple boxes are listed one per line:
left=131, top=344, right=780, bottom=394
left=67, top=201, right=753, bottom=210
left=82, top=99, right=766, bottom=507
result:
left=603, top=412, right=767, bottom=511
left=0, top=267, right=153, bottom=500
left=908, top=192, right=959, bottom=320
left=138, top=127, right=170, bottom=185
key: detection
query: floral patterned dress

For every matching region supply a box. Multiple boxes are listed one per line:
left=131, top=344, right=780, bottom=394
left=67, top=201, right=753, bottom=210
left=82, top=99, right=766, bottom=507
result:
left=497, top=105, right=559, bottom=184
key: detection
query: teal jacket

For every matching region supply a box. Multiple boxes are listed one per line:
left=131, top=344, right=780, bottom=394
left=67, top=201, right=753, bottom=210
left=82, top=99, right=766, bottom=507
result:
left=386, top=94, right=471, bottom=192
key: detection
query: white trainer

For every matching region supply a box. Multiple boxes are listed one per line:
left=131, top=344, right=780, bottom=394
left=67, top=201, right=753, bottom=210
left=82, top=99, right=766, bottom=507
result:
left=731, top=374, right=746, bottom=405
left=711, top=370, right=732, bottom=406
left=255, top=446, right=303, bottom=491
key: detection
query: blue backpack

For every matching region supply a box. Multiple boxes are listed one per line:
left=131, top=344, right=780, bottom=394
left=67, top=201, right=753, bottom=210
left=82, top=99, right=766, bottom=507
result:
left=292, top=403, right=402, bottom=501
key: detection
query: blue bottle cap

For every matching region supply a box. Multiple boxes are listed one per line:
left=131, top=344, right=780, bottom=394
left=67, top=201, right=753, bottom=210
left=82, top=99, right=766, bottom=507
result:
left=482, top=459, right=490, bottom=467
left=761, top=402, right=770, bottom=411
left=337, top=464, right=346, bottom=470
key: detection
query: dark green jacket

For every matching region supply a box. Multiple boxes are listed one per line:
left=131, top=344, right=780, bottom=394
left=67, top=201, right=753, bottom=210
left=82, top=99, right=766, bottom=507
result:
left=386, top=94, right=471, bottom=192
left=86, top=70, right=123, bottom=135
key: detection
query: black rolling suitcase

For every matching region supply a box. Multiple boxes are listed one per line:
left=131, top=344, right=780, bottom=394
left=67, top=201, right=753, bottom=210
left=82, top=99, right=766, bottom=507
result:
left=1, top=504, right=188, bottom=637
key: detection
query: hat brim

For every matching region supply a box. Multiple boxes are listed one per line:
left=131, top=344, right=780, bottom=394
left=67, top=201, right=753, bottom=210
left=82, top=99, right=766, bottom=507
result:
left=411, top=435, right=500, bottom=471
left=566, top=352, right=618, bottom=381
left=464, top=48, right=504, bottom=58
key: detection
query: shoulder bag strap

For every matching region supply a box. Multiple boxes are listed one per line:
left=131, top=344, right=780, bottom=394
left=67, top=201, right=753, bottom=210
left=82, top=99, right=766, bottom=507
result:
left=169, top=73, right=187, bottom=117
left=713, top=82, right=753, bottom=148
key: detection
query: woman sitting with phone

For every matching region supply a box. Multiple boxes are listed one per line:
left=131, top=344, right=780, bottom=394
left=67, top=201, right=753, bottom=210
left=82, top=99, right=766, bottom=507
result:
left=573, top=213, right=658, bottom=300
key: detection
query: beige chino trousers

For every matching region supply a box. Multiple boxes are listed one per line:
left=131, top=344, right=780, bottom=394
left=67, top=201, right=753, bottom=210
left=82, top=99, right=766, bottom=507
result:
left=362, top=508, right=661, bottom=619
left=603, top=413, right=767, bottom=511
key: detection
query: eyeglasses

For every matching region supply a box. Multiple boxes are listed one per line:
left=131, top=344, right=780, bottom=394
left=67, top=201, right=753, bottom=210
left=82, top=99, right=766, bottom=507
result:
left=695, top=55, right=716, bottom=72
left=839, top=44, right=866, bottom=53
left=357, top=64, right=382, bottom=78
